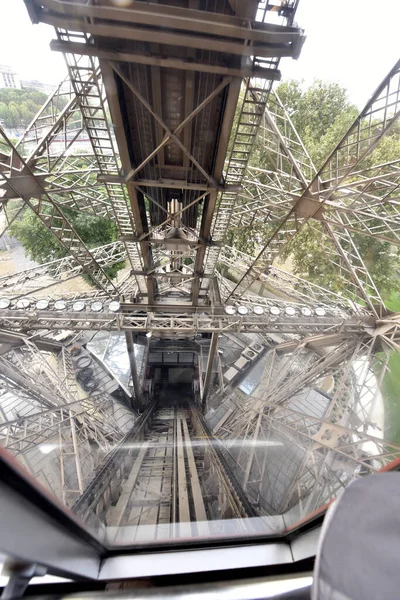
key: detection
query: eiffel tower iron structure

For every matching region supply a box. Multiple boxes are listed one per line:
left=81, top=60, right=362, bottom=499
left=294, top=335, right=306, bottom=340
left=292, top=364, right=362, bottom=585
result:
left=0, top=0, right=398, bottom=543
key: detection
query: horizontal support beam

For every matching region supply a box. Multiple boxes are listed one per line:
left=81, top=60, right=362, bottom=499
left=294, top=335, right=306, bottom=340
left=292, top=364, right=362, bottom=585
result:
left=98, top=175, right=220, bottom=191
left=132, top=271, right=197, bottom=277
left=130, top=271, right=214, bottom=279
left=134, top=181, right=242, bottom=193
left=47, top=20, right=295, bottom=58
left=41, top=0, right=301, bottom=43
left=120, top=235, right=222, bottom=247
left=122, top=303, right=214, bottom=312
left=98, top=176, right=241, bottom=194
left=50, top=40, right=282, bottom=80
left=33, top=0, right=300, bottom=31
left=132, top=179, right=217, bottom=191
left=0, top=307, right=370, bottom=335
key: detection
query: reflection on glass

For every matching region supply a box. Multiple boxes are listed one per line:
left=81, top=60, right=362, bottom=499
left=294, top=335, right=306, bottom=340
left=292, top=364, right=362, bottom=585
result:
left=0, top=0, right=399, bottom=556
left=5, top=329, right=399, bottom=547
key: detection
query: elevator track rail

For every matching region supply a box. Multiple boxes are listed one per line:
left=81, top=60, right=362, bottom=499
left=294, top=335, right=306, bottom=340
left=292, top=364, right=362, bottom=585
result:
left=73, top=401, right=255, bottom=543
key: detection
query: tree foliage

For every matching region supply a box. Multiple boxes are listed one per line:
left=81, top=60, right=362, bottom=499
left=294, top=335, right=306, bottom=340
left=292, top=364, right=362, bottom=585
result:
left=0, top=88, right=49, bottom=128
left=280, top=223, right=400, bottom=300
left=9, top=205, right=124, bottom=280
left=228, top=79, right=400, bottom=304
left=276, top=79, right=358, bottom=168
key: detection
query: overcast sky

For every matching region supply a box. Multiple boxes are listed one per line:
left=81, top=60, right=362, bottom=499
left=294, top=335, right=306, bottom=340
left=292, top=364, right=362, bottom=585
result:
left=0, top=0, right=399, bottom=107
left=283, top=0, right=400, bottom=107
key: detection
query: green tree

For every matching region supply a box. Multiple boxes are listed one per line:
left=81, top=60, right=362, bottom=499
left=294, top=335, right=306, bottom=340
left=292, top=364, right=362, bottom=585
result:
left=280, top=223, right=400, bottom=300
left=0, top=102, right=10, bottom=125
left=9, top=206, right=125, bottom=281
left=276, top=79, right=358, bottom=168
left=0, top=88, right=48, bottom=128
left=7, top=104, right=20, bottom=128
left=228, top=79, right=400, bottom=304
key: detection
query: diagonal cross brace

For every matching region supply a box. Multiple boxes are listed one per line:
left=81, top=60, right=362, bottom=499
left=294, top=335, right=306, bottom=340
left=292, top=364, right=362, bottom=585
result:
left=110, top=62, right=230, bottom=186
left=0, top=129, right=118, bottom=296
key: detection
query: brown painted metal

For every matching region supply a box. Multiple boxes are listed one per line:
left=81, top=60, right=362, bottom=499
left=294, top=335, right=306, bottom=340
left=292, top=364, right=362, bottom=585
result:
left=50, top=40, right=282, bottom=80
left=23, top=0, right=304, bottom=308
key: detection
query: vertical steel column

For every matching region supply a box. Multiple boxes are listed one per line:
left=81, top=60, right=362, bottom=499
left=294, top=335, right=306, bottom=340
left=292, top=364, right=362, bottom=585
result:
left=125, top=331, right=142, bottom=412
left=69, top=413, right=84, bottom=494
left=201, top=333, right=219, bottom=410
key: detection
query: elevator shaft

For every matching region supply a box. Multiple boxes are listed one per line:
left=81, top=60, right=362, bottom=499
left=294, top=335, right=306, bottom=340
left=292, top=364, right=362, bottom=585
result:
left=73, top=401, right=254, bottom=543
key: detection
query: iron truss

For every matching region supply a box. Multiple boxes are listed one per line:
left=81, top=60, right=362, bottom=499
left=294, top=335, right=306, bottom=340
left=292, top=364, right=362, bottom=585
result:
left=0, top=304, right=381, bottom=335
left=228, top=63, right=400, bottom=318
left=0, top=2, right=395, bottom=394
left=213, top=337, right=400, bottom=526
left=18, top=0, right=304, bottom=306
left=0, top=0, right=398, bottom=542
left=0, top=340, right=133, bottom=507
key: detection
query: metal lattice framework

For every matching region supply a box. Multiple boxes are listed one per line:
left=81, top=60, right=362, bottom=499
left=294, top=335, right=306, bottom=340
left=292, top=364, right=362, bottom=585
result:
left=0, top=341, right=132, bottom=506
left=0, top=0, right=398, bottom=542
left=212, top=338, right=400, bottom=524
left=228, top=63, right=400, bottom=316
left=0, top=241, right=125, bottom=297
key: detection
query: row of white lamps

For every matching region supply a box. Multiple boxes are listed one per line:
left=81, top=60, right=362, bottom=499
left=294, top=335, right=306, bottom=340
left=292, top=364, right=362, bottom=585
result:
left=0, top=298, right=121, bottom=313
left=224, top=305, right=327, bottom=317
left=0, top=298, right=327, bottom=318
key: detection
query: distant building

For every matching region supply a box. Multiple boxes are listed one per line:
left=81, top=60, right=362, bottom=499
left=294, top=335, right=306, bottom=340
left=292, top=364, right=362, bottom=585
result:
left=20, top=79, right=56, bottom=96
left=0, top=65, right=21, bottom=89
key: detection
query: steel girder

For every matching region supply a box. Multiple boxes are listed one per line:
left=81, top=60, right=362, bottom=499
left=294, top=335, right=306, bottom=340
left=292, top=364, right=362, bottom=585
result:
left=0, top=129, right=120, bottom=295
left=212, top=336, right=399, bottom=522
left=23, top=0, right=305, bottom=307
left=228, top=62, right=400, bottom=317
left=0, top=342, right=129, bottom=506
left=0, top=302, right=397, bottom=341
